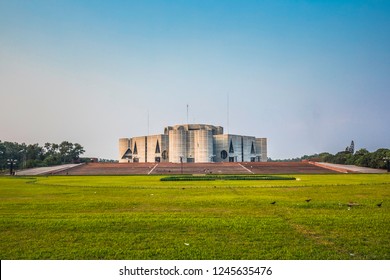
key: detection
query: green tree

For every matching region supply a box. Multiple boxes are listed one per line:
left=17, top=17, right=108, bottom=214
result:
left=352, top=148, right=370, bottom=167
left=0, top=141, right=6, bottom=170
left=319, top=152, right=334, bottom=162
left=1, top=140, right=86, bottom=169
left=370, top=149, right=390, bottom=169
left=330, top=151, right=352, bottom=164
left=43, top=143, right=61, bottom=166
left=58, top=141, right=85, bottom=163
left=70, top=143, right=85, bottom=162
left=59, top=141, right=74, bottom=163
left=24, top=144, right=45, bottom=168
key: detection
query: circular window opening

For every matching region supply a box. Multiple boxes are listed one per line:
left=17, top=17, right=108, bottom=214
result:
left=221, top=150, right=228, bottom=159
left=162, top=150, right=168, bottom=160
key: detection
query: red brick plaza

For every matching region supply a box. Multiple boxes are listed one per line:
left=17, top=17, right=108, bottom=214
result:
left=55, top=161, right=339, bottom=175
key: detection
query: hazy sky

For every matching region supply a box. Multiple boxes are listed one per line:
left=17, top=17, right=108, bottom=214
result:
left=1, top=0, right=389, bottom=160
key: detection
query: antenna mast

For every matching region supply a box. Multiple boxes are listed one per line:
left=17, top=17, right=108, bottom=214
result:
left=227, top=94, right=230, bottom=134
left=187, top=104, right=189, bottom=124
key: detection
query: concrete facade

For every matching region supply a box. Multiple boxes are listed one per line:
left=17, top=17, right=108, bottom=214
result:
left=119, top=124, right=267, bottom=163
left=119, top=135, right=169, bottom=163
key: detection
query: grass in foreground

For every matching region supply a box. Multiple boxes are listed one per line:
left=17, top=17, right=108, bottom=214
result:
left=0, top=174, right=389, bottom=260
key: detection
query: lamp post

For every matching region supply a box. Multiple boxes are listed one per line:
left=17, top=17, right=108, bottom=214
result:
left=19, top=149, right=26, bottom=169
left=0, top=151, right=3, bottom=170
left=179, top=156, right=184, bottom=174
left=7, top=159, right=17, bottom=175
left=384, top=157, right=390, bottom=172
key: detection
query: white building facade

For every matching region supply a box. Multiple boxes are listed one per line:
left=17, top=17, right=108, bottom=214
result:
left=119, top=124, right=267, bottom=163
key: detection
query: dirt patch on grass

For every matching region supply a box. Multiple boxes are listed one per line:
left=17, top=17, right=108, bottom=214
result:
left=291, top=223, right=334, bottom=247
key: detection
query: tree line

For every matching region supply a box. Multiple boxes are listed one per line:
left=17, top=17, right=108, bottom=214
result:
left=300, top=148, right=390, bottom=170
left=270, top=145, right=390, bottom=170
left=0, top=141, right=85, bottom=170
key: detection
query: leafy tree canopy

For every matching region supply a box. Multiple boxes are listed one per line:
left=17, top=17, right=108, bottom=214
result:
left=0, top=140, right=85, bottom=170
left=270, top=147, right=390, bottom=170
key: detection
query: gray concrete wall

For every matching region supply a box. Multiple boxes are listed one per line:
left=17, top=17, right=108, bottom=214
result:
left=213, top=135, right=260, bottom=162
left=145, top=134, right=169, bottom=163
left=131, top=136, right=146, bottom=163
left=119, top=138, right=130, bottom=163
left=186, top=130, right=195, bottom=162
left=194, top=129, right=214, bottom=162
left=120, top=124, right=267, bottom=163
left=146, top=135, right=159, bottom=163
left=169, top=129, right=187, bottom=163
left=160, top=134, right=169, bottom=162
left=256, top=138, right=268, bottom=162
left=242, top=136, right=257, bottom=162
left=228, top=135, right=242, bottom=162
left=213, top=134, right=229, bottom=162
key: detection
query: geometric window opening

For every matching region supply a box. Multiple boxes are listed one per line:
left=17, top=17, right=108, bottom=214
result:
left=155, top=140, right=160, bottom=154
left=229, top=140, right=234, bottom=153
left=133, top=142, right=138, bottom=155
left=251, top=142, right=255, bottom=154
left=121, top=148, right=132, bottom=159
left=162, top=150, right=168, bottom=160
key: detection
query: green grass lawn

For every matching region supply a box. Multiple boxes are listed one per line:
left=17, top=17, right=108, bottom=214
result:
left=0, top=174, right=389, bottom=260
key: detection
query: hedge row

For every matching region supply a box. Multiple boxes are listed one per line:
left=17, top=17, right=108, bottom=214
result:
left=160, top=175, right=296, bottom=181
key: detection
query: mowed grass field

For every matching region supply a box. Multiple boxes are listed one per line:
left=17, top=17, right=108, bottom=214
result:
left=0, top=174, right=389, bottom=260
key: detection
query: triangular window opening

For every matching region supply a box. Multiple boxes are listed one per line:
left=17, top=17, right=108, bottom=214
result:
left=251, top=142, right=255, bottom=154
left=229, top=140, right=234, bottom=153
left=133, top=142, right=138, bottom=154
left=121, top=148, right=132, bottom=159
left=155, top=140, right=160, bottom=154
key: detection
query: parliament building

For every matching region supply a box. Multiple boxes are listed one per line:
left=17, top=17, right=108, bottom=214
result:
left=119, top=124, right=267, bottom=163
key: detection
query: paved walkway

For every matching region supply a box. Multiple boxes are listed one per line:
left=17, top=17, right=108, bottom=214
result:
left=311, top=162, right=388, bottom=174
left=15, top=164, right=84, bottom=176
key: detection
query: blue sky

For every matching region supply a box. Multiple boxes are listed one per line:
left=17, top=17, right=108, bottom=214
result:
left=1, top=0, right=389, bottom=160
